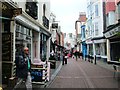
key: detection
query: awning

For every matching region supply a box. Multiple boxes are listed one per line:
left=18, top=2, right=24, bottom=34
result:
left=91, top=36, right=105, bottom=40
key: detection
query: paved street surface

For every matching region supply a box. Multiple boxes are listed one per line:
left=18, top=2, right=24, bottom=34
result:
left=47, top=58, right=120, bottom=88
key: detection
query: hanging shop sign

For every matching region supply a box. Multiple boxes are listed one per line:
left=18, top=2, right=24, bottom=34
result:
left=52, top=23, right=58, bottom=29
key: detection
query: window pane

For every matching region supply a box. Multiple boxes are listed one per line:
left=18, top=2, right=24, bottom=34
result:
left=95, top=4, right=99, bottom=16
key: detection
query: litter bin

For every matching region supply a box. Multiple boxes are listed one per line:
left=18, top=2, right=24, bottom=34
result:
left=48, top=60, right=56, bottom=69
left=49, top=56, right=56, bottom=69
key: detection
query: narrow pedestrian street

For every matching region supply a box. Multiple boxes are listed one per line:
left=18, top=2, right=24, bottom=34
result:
left=47, top=58, right=119, bottom=88
left=1, top=1, right=120, bottom=90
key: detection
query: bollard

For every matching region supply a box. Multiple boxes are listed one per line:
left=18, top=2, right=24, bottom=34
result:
left=94, top=55, right=97, bottom=65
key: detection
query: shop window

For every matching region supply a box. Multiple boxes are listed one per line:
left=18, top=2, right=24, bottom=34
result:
left=15, top=24, right=32, bottom=61
left=95, top=44, right=100, bottom=55
left=26, top=28, right=28, bottom=35
left=99, top=43, right=107, bottom=56
left=89, top=44, right=93, bottom=55
left=16, top=24, right=20, bottom=32
left=95, top=4, right=99, bottom=17
left=21, top=26, right=24, bottom=34
left=2, top=21, right=10, bottom=32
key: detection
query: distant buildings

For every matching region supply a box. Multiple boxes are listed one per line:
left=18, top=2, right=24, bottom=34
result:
left=49, top=12, right=64, bottom=57
left=75, top=12, right=87, bottom=58
left=64, top=33, right=76, bottom=50
left=77, top=0, right=120, bottom=62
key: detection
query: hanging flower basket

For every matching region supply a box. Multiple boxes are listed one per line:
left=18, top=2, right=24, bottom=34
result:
left=116, top=32, right=120, bottom=37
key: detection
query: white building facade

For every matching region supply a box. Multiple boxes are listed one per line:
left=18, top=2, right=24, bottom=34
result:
left=86, top=0, right=107, bottom=61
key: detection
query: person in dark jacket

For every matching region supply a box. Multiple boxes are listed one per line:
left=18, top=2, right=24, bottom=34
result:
left=79, top=51, right=83, bottom=60
left=74, top=51, right=79, bottom=61
left=14, top=47, right=32, bottom=90
left=64, top=51, right=68, bottom=64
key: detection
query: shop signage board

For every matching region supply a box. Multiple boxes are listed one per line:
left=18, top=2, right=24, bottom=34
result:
left=31, top=68, right=43, bottom=82
left=104, top=26, right=120, bottom=38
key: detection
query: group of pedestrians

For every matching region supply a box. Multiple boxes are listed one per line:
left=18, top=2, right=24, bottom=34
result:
left=74, top=51, right=83, bottom=61
left=62, top=50, right=83, bottom=65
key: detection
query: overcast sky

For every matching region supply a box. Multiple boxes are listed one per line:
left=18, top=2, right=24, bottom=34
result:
left=50, top=0, right=87, bottom=34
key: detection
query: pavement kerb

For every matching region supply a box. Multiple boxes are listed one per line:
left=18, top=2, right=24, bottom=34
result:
left=45, top=61, right=62, bottom=88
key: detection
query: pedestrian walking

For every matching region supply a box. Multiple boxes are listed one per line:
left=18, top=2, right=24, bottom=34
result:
left=79, top=51, right=83, bottom=60
left=74, top=50, right=79, bottom=61
left=62, top=52, right=65, bottom=65
left=62, top=50, right=68, bottom=65
left=13, top=47, right=32, bottom=90
left=64, top=51, right=68, bottom=64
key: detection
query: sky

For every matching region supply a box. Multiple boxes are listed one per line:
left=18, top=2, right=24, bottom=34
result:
left=50, top=0, right=87, bottom=34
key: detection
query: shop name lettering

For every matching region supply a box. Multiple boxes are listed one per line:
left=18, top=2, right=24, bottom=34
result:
left=31, top=71, right=42, bottom=76
left=105, top=27, right=120, bottom=38
left=0, top=4, right=7, bottom=10
left=1, top=1, right=18, bottom=10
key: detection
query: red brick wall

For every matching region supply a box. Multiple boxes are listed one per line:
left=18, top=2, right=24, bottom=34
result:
left=106, top=0, right=116, bottom=14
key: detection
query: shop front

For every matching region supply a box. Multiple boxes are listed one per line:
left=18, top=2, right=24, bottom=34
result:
left=1, top=2, right=18, bottom=85
left=1, top=1, right=40, bottom=86
left=104, top=22, right=120, bottom=62
left=92, top=38, right=107, bottom=62
left=110, top=37, right=120, bottom=61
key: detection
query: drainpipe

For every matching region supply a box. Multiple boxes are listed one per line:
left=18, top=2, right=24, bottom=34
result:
left=94, top=55, right=97, bottom=65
